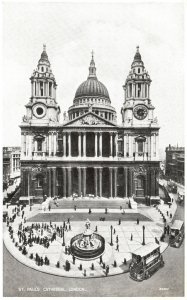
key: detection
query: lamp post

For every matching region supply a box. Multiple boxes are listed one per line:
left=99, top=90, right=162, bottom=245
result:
left=142, top=225, right=145, bottom=245
left=110, top=225, right=113, bottom=246
left=62, top=228, right=65, bottom=246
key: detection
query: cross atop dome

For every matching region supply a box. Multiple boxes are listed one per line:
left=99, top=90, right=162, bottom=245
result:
left=88, top=50, right=97, bottom=79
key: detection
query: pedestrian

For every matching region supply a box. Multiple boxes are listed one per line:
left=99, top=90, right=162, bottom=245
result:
left=74, top=205, right=77, bottom=211
left=116, top=243, right=119, bottom=251
left=95, top=226, right=98, bottom=232
left=68, top=218, right=70, bottom=224
left=100, top=255, right=103, bottom=264
left=131, top=234, right=133, bottom=241
left=89, top=208, right=91, bottom=214
left=69, top=224, right=71, bottom=231
left=106, top=265, right=109, bottom=276
left=113, top=228, right=116, bottom=235
left=167, top=225, right=170, bottom=235
left=116, top=235, right=118, bottom=243
left=137, top=218, right=139, bottom=225
left=73, top=255, right=75, bottom=264
left=170, top=213, right=172, bottom=219
left=105, top=208, right=108, bottom=214
left=49, top=204, right=51, bottom=211
left=118, top=218, right=121, bottom=225
left=166, top=211, right=169, bottom=216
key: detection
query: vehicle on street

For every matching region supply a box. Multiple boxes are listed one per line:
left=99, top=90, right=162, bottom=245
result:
left=129, top=243, right=164, bottom=281
left=169, top=220, right=184, bottom=248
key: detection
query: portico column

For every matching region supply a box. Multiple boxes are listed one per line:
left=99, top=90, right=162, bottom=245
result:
left=62, top=167, right=67, bottom=198
left=123, top=134, right=126, bottom=157
left=48, top=168, right=52, bottom=197
left=63, top=133, right=66, bottom=157
left=109, top=167, right=113, bottom=198
left=95, top=133, right=98, bottom=157
left=110, top=133, right=113, bottom=157
left=83, top=133, right=86, bottom=157
left=48, top=134, right=52, bottom=156
left=83, top=167, right=86, bottom=197
left=114, top=167, right=117, bottom=198
left=99, top=167, right=102, bottom=197
left=78, top=133, right=81, bottom=157
left=21, top=134, right=25, bottom=157
left=67, top=168, right=72, bottom=197
left=52, top=167, right=56, bottom=197
left=53, top=133, right=57, bottom=156
left=94, top=168, right=98, bottom=197
left=124, top=167, right=128, bottom=197
left=99, top=133, right=102, bottom=157
left=78, top=167, right=82, bottom=197
left=114, top=133, right=118, bottom=157
left=68, top=133, right=71, bottom=157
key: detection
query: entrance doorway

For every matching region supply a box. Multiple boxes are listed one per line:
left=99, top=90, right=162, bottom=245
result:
left=86, top=168, right=95, bottom=195
left=135, top=175, right=145, bottom=197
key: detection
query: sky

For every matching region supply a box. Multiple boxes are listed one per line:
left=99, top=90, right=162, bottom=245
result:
left=2, top=1, right=184, bottom=153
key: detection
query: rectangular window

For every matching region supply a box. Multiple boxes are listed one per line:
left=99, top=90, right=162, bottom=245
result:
left=37, top=176, right=43, bottom=188
left=138, top=141, right=143, bottom=153
left=49, top=82, right=52, bottom=97
left=138, top=83, right=141, bottom=97
left=40, top=82, right=44, bottom=96
left=37, top=140, right=42, bottom=151
left=129, top=84, right=132, bottom=97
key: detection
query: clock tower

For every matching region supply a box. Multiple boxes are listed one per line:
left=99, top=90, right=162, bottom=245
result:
left=121, top=46, right=160, bottom=203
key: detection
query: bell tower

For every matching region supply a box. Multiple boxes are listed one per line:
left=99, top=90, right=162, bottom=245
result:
left=121, top=46, right=156, bottom=127
left=23, top=45, right=60, bottom=125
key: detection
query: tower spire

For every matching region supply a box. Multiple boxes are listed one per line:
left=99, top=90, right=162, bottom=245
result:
left=88, top=50, right=97, bottom=79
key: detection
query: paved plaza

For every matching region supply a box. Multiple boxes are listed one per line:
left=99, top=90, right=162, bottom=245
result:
left=3, top=197, right=176, bottom=278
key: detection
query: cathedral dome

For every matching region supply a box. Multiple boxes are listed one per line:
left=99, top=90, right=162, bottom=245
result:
left=75, top=78, right=109, bottom=99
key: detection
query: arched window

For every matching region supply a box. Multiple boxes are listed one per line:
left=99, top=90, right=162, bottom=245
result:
left=135, top=136, right=146, bottom=156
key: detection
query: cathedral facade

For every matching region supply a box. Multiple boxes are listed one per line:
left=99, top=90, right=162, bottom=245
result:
left=20, top=46, right=160, bottom=204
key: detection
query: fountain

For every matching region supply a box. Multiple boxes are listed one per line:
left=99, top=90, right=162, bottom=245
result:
left=70, top=219, right=105, bottom=260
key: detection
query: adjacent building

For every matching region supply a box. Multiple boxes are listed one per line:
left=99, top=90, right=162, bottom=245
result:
left=3, top=147, right=21, bottom=189
left=20, top=46, right=160, bottom=204
left=165, top=145, right=185, bottom=185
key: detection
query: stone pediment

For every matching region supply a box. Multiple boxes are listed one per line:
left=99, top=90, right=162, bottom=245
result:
left=64, top=112, right=116, bottom=127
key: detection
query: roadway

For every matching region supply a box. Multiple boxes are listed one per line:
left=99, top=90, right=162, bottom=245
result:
left=3, top=202, right=184, bottom=297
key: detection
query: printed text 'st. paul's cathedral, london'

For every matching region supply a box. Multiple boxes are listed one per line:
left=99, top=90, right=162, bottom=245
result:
left=20, top=46, right=160, bottom=204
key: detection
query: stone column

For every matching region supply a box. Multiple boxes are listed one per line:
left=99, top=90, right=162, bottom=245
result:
left=99, top=168, right=102, bottom=197
left=114, top=133, right=118, bottom=157
left=83, top=167, right=86, bottom=197
left=52, top=167, right=56, bottom=197
left=68, top=133, right=71, bottom=157
left=156, top=134, right=159, bottom=158
left=94, top=168, right=98, bottom=197
left=109, top=167, right=113, bottom=198
left=48, top=168, right=52, bottom=197
left=53, top=133, right=57, bottom=156
left=124, top=167, right=128, bottom=197
left=21, top=134, right=25, bottom=156
left=29, top=135, right=33, bottom=157
left=129, top=135, right=132, bottom=157
left=99, top=133, right=102, bottom=157
left=78, top=133, right=81, bottom=157
left=67, top=168, right=72, bottom=197
left=114, top=168, right=117, bottom=198
left=95, top=132, right=98, bottom=157
left=110, top=133, right=113, bottom=157
left=51, top=133, right=54, bottom=155
left=123, top=134, right=126, bottom=157
left=83, top=133, right=86, bottom=157
left=63, top=133, right=66, bottom=157
left=78, top=167, right=82, bottom=197
left=62, top=167, right=67, bottom=198
left=48, top=134, right=52, bottom=156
